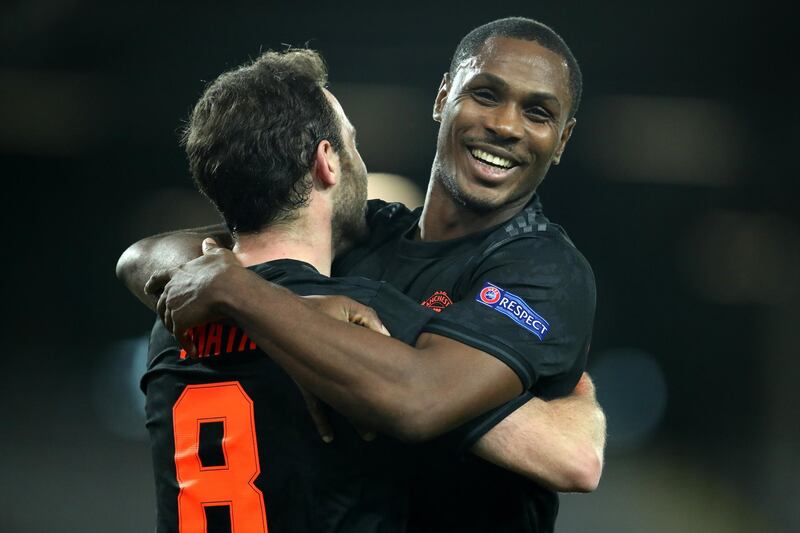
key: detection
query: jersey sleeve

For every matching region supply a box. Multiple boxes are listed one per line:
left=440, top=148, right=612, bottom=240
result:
left=279, top=273, right=437, bottom=346
left=432, top=391, right=536, bottom=457
left=360, top=278, right=543, bottom=456
left=367, top=281, right=437, bottom=345
left=423, top=234, right=596, bottom=400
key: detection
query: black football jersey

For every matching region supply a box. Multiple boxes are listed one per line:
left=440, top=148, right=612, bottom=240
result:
left=141, top=259, right=436, bottom=533
left=333, top=196, right=597, bottom=533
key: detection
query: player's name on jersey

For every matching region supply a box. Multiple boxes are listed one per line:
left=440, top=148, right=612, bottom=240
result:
left=178, top=323, right=258, bottom=359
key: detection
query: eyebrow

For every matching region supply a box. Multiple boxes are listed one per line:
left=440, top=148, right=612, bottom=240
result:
left=468, top=72, right=562, bottom=110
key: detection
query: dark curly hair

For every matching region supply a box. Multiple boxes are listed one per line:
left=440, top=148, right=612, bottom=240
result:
left=182, top=48, right=344, bottom=234
left=449, top=17, right=583, bottom=119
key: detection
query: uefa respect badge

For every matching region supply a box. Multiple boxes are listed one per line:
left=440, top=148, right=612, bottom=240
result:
left=475, top=282, right=550, bottom=340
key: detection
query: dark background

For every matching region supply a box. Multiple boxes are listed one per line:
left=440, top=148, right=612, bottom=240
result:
left=2, top=1, right=797, bottom=532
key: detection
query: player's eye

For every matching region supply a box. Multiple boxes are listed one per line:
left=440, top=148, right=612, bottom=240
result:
left=472, top=89, right=498, bottom=104
left=525, top=106, right=553, bottom=122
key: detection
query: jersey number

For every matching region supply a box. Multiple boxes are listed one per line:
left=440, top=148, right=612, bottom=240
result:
left=173, top=382, right=268, bottom=532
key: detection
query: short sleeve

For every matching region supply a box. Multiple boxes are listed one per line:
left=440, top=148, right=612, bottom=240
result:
left=367, top=281, right=437, bottom=346
left=432, top=391, right=536, bottom=457
left=423, top=234, right=595, bottom=400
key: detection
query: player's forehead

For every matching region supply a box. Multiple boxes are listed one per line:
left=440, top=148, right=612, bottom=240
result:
left=454, top=36, right=572, bottom=109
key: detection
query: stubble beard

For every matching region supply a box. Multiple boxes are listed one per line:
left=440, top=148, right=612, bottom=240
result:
left=432, top=160, right=502, bottom=215
left=332, top=152, right=369, bottom=255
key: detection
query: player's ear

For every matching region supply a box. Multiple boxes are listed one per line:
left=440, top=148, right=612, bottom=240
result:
left=313, top=139, right=338, bottom=187
left=553, top=118, right=576, bottom=165
left=432, top=72, right=450, bottom=123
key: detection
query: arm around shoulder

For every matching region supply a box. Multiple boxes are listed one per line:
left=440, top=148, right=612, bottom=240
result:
left=116, top=224, right=231, bottom=309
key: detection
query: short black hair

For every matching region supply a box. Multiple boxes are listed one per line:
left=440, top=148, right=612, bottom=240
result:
left=183, top=48, right=344, bottom=234
left=449, top=17, right=582, bottom=119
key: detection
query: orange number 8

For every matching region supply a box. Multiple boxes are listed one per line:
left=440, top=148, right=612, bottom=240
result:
left=173, top=382, right=268, bottom=532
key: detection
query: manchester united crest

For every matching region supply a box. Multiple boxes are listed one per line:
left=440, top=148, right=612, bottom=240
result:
left=420, top=290, right=453, bottom=313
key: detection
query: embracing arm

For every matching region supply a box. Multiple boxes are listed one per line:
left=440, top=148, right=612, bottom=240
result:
left=155, top=241, right=604, bottom=490
left=471, top=374, right=606, bottom=492
left=115, top=224, right=231, bottom=309
left=155, top=247, right=522, bottom=442
left=224, top=274, right=520, bottom=441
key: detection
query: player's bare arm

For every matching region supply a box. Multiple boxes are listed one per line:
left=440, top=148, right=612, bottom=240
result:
left=116, top=223, right=229, bottom=309
left=150, top=240, right=523, bottom=442
left=471, top=373, right=606, bottom=493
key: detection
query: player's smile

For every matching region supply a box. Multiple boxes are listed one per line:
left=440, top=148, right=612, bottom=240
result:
left=463, top=141, right=525, bottom=185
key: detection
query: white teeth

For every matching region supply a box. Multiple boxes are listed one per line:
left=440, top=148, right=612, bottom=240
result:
left=469, top=148, right=513, bottom=169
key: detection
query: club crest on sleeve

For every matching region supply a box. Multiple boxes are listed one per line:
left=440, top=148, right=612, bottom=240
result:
left=475, top=282, right=550, bottom=340
left=421, top=290, right=453, bottom=312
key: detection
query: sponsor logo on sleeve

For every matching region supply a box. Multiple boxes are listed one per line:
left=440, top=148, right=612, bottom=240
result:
left=475, top=282, right=550, bottom=340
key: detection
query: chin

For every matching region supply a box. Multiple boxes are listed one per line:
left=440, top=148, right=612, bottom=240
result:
left=455, top=189, right=503, bottom=213
left=452, top=180, right=511, bottom=214
left=436, top=166, right=527, bottom=214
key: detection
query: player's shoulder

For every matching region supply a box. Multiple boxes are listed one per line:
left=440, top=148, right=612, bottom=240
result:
left=323, top=275, right=387, bottom=305
left=482, top=201, right=593, bottom=275
left=253, top=259, right=386, bottom=305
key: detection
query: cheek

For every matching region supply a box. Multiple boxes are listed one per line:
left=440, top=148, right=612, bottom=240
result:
left=454, top=101, right=486, bottom=127
left=444, top=100, right=482, bottom=134
left=527, top=125, right=560, bottom=155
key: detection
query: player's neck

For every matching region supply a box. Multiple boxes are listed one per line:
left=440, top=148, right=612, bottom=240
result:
left=232, top=211, right=333, bottom=276
left=417, top=178, right=529, bottom=242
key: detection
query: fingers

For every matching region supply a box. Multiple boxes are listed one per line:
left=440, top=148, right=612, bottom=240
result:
left=202, top=237, right=219, bottom=255
left=156, top=285, right=179, bottom=337
left=309, top=404, right=335, bottom=444
left=155, top=279, right=198, bottom=358
left=156, top=290, right=168, bottom=325
left=164, top=307, right=174, bottom=336
left=349, top=303, right=390, bottom=335
left=301, top=296, right=389, bottom=335
left=353, top=425, right=378, bottom=442
left=144, top=268, right=173, bottom=296
left=296, top=384, right=334, bottom=443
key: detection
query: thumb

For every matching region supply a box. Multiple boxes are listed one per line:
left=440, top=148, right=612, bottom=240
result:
left=202, top=237, right=219, bottom=255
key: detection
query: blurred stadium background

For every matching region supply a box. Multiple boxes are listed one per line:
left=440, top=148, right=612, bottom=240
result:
left=1, top=1, right=797, bottom=531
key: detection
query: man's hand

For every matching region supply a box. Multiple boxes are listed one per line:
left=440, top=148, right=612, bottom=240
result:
left=295, top=380, right=335, bottom=443
left=302, top=295, right=389, bottom=336
left=145, top=238, right=244, bottom=356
